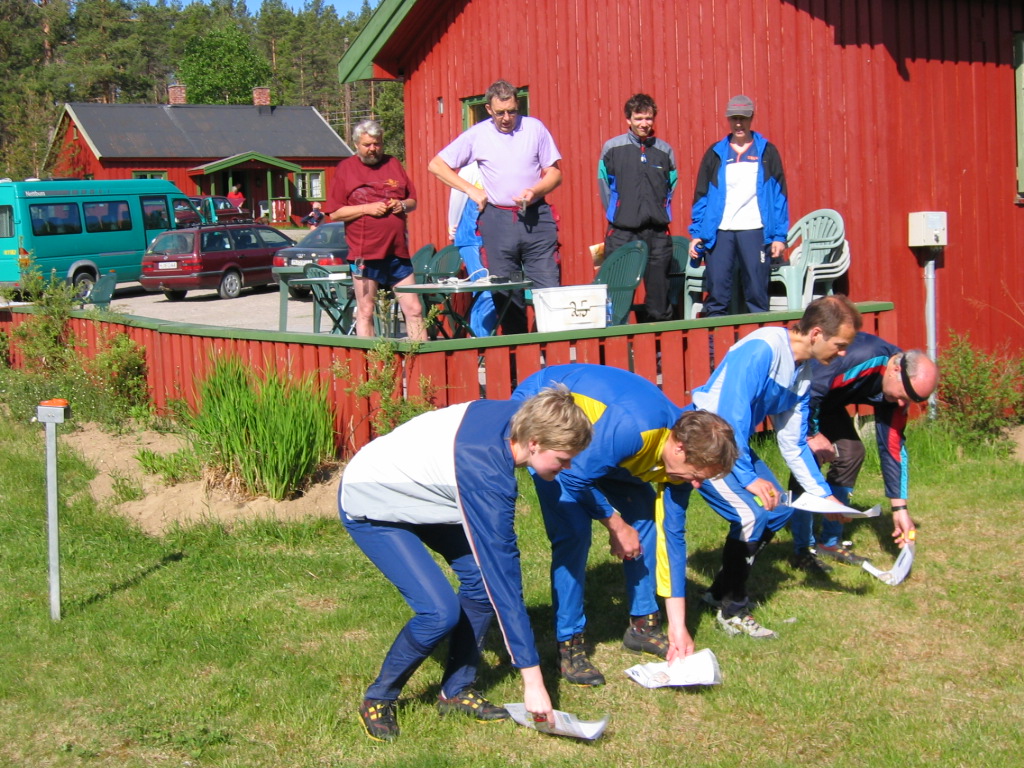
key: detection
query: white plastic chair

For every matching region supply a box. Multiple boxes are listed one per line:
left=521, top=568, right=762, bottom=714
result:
left=770, top=209, right=847, bottom=310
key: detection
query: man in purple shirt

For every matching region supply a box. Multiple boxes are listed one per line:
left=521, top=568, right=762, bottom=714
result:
left=429, top=79, right=563, bottom=334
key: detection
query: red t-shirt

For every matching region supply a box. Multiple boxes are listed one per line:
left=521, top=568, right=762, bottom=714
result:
left=326, top=155, right=416, bottom=261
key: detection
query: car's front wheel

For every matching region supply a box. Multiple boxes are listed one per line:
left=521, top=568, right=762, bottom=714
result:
left=218, top=270, right=242, bottom=299
left=163, top=289, right=187, bottom=302
left=288, top=286, right=312, bottom=299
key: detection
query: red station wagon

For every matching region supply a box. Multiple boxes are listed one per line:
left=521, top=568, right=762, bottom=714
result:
left=140, top=223, right=295, bottom=300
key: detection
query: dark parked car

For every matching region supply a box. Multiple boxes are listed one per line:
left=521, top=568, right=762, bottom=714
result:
left=172, top=196, right=250, bottom=226
left=140, top=223, right=295, bottom=300
left=189, top=195, right=251, bottom=222
left=272, top=222, right=349, bottom=297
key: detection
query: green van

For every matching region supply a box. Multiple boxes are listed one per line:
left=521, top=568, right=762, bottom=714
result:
left=0, top=178, right=202, bottom=292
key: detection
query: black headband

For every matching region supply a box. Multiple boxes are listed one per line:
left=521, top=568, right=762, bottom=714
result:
left=899, top=354, right=928, bottom=403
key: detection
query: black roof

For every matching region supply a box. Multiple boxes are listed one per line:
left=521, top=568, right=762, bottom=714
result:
left=64, top=103, right=351, bottom=160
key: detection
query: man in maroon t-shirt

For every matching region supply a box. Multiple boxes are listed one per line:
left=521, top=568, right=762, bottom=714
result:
left=326, top=120, right=424, bottom=339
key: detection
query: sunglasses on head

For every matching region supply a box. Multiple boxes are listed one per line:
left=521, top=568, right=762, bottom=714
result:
left=899, top=354, right=928, bottom=403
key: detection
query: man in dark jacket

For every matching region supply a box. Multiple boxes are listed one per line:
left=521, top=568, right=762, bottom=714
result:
left=598, top=94, right=678, bottom=322
left=788, top=334, right=939, bottom=573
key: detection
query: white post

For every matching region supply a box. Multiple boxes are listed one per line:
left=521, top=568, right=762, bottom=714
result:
left=45, top=420, right=61, bottom=621
left=37, top=399, right=70, bottom=621
left=923, top=251, right=939, bottom=419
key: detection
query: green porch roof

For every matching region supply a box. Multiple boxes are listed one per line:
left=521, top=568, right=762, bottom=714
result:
left=191, top=152, right=302, bottom=174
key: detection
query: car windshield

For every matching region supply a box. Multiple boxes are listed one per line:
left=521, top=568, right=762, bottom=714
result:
left=148, top=232, right=192, bottom=255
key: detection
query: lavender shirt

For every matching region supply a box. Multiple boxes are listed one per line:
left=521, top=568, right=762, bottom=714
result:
left=437, top=117, right=561, bottom=207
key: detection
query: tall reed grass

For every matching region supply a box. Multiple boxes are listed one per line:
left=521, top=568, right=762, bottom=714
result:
left=188, top=356, right=335, bottom=499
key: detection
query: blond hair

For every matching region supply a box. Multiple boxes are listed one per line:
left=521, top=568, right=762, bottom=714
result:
left=510, top=386, right=592, bottom=453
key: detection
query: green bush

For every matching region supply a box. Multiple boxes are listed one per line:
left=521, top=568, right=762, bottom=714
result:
left=188, top=356, right=336, bottom=500
left=9, top=269, right=79, bottom=375
left=351, top=337, right=435, bottom=437
left=936, top=332, right=1023, bottom=448
left=0, top=265, right=150, bottom=428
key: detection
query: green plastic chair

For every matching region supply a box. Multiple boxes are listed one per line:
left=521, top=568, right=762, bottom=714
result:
left=303, top=263, right=353, bottom=334
left=668, top=235, right=692, bottom=318
left=82, top=270, right=117, bottom=310
left=409, top=242, right=436, bottom=279
left=770, top=208, right=846, bottom=310
left=594, top=240, right=648, bottom=325
left=419, top=245, right=465, bottom=338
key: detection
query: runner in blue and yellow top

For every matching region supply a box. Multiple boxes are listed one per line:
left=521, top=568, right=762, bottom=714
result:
left=513, top=364, right=737, bottom=685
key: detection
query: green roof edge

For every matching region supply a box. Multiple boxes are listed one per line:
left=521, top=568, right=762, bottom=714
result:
left=337, top=0, right=419, bottom=83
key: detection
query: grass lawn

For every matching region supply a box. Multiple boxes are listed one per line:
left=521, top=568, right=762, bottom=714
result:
left=2, top=415, right=1022, bottom=767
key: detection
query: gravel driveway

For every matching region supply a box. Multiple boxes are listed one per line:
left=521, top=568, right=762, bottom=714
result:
left=106, top=282, right=319, bottom=334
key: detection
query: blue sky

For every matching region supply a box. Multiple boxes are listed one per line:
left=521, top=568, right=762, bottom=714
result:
left=243, top=0, right=372, bottom=17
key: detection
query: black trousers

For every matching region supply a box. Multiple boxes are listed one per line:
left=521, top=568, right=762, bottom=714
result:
left=605, top=224, right=674, bottom=322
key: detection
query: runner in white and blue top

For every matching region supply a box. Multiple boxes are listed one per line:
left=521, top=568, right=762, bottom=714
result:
left=691, top=295, right=860, bottom=639
left=339, top=390, right=591, bottom=742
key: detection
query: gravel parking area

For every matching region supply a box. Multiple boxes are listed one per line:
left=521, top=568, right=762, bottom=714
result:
left=105, top=282, right=319, bottom=334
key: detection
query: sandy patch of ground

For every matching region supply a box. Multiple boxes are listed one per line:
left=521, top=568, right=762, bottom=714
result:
left=1013, top=424, right=1024, bottom=463
left=62, top=423, right=341, bottom=536
left=60, top=422, right=1024, bottom=537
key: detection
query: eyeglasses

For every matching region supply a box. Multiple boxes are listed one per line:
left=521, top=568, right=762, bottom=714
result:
left=898, top=354, right=928, bottom=403
left=490, top=109, right=518, bottom=118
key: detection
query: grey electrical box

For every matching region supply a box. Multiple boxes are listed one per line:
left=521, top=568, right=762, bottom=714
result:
left=908, top=211, right=947, bottom=247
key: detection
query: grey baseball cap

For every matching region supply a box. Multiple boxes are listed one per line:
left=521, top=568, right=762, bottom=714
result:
left=725, top=95, right=755, bottom=117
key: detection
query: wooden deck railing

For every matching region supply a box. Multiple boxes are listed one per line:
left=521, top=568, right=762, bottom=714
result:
left=1, top=302, right=895, bottom=457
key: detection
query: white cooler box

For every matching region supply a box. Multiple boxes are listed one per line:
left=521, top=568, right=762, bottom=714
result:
left=532, top=284, right=608, bottom=333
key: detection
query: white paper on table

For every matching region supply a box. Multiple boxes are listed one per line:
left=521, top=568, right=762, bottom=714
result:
left=862, top=543, right=915, bottom=585
left=503, top=703, right=609, bottom=740
left=788, top=492, right=881, bottom=518
left=624, top=648, right=722, bottom=689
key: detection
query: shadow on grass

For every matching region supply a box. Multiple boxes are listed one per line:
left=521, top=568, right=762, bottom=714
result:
left=68, top=551, right=186, bottom=613
left=408, top=532, right=876, bottom=710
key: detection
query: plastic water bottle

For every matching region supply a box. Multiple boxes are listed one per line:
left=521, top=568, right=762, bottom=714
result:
left=690, top=242, right=706, bottom=269
left=605, top=295, right=614, bottom=327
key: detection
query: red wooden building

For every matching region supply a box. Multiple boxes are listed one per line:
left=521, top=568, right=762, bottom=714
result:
left=45, top=86, right=351, bottom=224
left=338, top=0, right=1024, bottom=356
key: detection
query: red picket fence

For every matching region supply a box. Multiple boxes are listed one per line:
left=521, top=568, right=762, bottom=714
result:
left=1, top=302, right=896, bottom=458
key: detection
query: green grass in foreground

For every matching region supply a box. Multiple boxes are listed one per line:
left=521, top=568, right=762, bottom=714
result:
left=1, top=416, right=1022, bottom=767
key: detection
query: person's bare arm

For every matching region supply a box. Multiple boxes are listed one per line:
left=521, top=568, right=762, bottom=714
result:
left=514, top=162, right=562, bottom=206
left=327, top=201, right=389, bottom=223
left=429, top=155, right=488, bottom=210
left=665, top=596, right=695, bottom=663
left=598, top=511, right=641, bottom=559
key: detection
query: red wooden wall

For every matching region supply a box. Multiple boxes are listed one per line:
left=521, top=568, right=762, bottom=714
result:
left=375, top=0, right=1024, bottom=356
left=0, top=303, right=898, bottom=458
